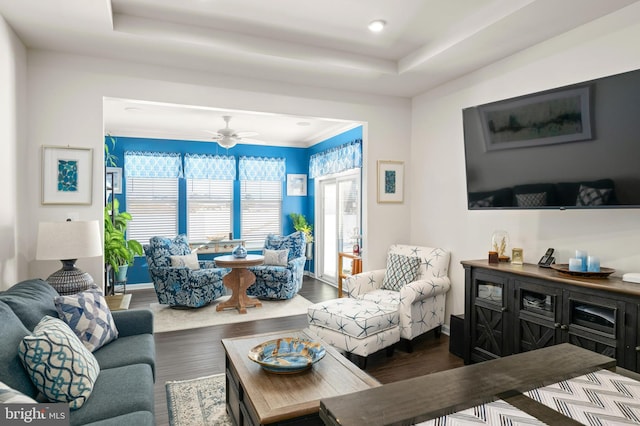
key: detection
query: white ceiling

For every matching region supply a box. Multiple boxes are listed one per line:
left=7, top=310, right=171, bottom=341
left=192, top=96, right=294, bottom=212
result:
left=1, top=0, right=638, bottom=146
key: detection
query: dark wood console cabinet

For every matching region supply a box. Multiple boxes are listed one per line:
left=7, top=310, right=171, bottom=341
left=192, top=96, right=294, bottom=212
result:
left=462, top=260, right=640, bottom=372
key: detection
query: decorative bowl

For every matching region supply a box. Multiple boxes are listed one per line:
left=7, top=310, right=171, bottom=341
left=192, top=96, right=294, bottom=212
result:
left=247, top=337, right=326, bottom=374
left=551, top=263, right=615, bottom=278
left=207, top=233, right=227, bottom=242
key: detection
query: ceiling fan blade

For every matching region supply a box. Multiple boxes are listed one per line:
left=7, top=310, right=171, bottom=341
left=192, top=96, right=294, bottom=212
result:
left=236, top=131, right=258, bottom=137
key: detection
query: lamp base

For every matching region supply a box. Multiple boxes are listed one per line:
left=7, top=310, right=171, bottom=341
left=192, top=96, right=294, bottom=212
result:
left=46, top=263, right=96, bottom=295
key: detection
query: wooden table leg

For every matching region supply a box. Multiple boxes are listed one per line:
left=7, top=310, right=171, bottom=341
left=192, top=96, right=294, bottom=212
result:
left=216, top=268, right=262, bottom=314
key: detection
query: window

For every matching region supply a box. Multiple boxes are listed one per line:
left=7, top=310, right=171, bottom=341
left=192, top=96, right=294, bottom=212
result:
left=124, top=151, right=183, bottom=245
left=241, top=180, right=282, bottom=247
left=187, top=178, right=232, bottom=241
left=239, top=156, right=286, bottom=248
left=126, top=177, right=179, bottom=245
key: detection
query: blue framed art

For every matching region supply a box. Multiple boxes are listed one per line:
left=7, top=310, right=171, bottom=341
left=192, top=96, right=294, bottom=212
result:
left=42, top=146, right=93, bottom=205
left=377, top=160, right=404, bottom=203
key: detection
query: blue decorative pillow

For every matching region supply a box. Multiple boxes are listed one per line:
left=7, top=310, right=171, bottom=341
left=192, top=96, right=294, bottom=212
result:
left=265, top=232, right=306, bottom=261
left=55, top=288, right=119, bottom=352
left=19, top=316, right=100, bottom=409
left=382, top=253, right=421, bottom=291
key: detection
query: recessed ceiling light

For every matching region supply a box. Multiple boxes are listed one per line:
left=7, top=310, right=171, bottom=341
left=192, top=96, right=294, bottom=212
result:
left=368, top=20, right=386, bottom=33
left=124, top=107, right=142, bottom=112
left=297, top=121, right=311, bottom=126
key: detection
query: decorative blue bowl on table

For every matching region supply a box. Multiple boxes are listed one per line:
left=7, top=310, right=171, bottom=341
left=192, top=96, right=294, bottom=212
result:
left=247, top=337, right=326, bottom=374
left=232, top=245, right=247, bottom=258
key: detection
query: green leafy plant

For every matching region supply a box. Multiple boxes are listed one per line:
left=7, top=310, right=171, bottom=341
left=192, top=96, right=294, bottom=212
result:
left=104, top=198, right=143, bottom=273
left=104, top=134, right=118, bottom=167
left=289, top=213, right=313, bottom=243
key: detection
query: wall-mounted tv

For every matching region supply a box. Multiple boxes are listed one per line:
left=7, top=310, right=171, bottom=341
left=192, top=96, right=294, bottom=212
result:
left=463, top=68, right=640, bottom=210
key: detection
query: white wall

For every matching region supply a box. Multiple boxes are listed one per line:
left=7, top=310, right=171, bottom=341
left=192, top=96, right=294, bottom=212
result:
left=411, top=3, right=640, bottom=320
left=0, top=16, right=26, bottom=290
left=23, top=51, right=411, bottom=286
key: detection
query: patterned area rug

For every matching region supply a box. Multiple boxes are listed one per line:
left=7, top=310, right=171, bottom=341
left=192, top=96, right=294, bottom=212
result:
left=151, top=294, right=313, bottom=333
left=166, top=374, right=232, bottom=426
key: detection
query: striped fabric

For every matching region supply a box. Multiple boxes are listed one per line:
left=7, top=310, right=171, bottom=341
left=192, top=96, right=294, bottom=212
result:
left=417, top=399, right=545, bottom=425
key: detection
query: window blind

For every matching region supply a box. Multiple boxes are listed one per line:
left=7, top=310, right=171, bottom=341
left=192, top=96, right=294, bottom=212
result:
left=241, top=180, right=282, bottom=248
left=125, top=177, right=179, bottom=245
left=187, top=178, right=233, bottom=242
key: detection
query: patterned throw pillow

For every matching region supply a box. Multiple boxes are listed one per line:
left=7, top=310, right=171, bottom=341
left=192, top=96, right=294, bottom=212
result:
left=19, top=316, right=100, bottom=409
left=469, top=195, right=494, bottom=208
left=576, top=185, right=612, bottom=206
left=382, top=253, right=422, bottom=291
left=170, top=253, right=201, bottom=270
left=516, top=192, right=547, bottom=207
left=0, top=381, right=37, bottom=403
left=54, top=288, right=119, bottom=352
left=264, top=249, right=290, bottom=266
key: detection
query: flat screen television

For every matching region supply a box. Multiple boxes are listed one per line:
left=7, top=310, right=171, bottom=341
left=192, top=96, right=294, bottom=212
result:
left=463, top=67, right=640, bottom=210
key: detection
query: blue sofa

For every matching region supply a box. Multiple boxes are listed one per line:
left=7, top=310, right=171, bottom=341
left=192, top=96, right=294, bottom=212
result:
left=0, top=279, right=156, bottom=426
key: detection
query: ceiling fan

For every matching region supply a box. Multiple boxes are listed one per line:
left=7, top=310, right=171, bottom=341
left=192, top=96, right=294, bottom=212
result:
left=206, top=115, right=258, bottom=148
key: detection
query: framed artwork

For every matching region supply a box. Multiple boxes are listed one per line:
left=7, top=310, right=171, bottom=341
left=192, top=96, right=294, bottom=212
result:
left=41, top=146, right=93, bottom=205
left=480, top=86, right=592, bottom=151
left=377, top=160, right=404, bottom=203
left=287, top=174, right=307, bottom=196
left=512, top=248, right=524, bottom=265
left=106, top=167, right=122, bottom=194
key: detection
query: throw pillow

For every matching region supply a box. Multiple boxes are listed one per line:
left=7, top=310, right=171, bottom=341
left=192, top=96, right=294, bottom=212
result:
left=469, top=195, right=494, bottom=208
left=576, top=184, right=612, bottom=206
left=0, top=381, right=37, bottom=403
left=516, top=192, right=547, bottom=207
left=382, top=253, right=422, bottom=291
left=19, top=316, right=100, bottom=410
left=170, top=253, right=200, bottom=270
left=264, top=249, right=290, bottom=266
left=54, top=288, right=119, bottom=352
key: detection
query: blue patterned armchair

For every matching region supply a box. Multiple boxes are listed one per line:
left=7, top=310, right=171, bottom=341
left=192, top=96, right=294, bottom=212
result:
left=247, top=231, right=307, bottom=300
left=144, top=235, right=228, bottom=308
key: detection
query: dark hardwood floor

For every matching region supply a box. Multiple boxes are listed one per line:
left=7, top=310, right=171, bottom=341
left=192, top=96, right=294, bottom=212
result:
left=127, top=277, right=464, bottom=425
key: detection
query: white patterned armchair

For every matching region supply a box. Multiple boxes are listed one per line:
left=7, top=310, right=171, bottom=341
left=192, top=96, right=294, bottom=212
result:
left=344, top=244, right=451, bottom=346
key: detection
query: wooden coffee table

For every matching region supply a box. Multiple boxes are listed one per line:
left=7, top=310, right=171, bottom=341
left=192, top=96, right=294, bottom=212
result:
left=214, top=254, right=264, bottom=314
left=222, top=329, right=380, bottom=425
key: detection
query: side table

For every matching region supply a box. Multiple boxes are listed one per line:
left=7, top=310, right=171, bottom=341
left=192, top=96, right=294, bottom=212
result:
left=214, top=254, right=264, bottom=314
left=337, top=252, right=362, bottom=297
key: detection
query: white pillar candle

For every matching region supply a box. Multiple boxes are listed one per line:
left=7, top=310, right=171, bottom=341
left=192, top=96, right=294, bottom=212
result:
left=569, top=258, right=582, bottom=272
left=587, top=256, right=600, bottom=272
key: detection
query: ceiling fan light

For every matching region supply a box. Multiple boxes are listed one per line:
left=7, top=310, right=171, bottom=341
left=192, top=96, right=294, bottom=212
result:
left=368, top=20, right=386, bottom=33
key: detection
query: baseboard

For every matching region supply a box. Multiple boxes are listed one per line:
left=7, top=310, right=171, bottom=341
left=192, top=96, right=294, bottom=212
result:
left=441, top=324, right=450, bottom=336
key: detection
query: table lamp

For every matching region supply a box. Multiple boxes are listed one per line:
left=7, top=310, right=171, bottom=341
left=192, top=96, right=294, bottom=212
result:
left=36, top=219, right=102, bottom=295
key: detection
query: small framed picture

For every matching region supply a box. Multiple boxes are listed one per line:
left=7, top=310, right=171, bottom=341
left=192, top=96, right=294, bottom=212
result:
left=42, top=145, right=93, bottom=205
left=377, top=160, right=404, bottom=203
left=106, top=167, right=122, bottom=194
left=512, top=248, right=524, bottom=265
left=287, top=174, right=307, bottom=196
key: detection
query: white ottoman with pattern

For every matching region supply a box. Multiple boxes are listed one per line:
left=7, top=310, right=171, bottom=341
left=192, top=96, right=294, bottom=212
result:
left=307, top=298, right=400, bottom=367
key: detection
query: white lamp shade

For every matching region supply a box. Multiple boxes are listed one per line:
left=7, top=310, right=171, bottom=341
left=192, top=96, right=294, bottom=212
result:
left=36, top=220, right=102, bottom=260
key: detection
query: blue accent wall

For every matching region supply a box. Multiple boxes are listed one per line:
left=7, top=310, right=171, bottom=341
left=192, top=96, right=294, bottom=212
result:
left=107, top=125, right=362, bottom=284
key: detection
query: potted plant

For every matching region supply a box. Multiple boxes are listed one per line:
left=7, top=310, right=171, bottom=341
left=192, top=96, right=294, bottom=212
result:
left=289, top=213, right=313, bottom=259
left=104, top=198, right=143, bottom=282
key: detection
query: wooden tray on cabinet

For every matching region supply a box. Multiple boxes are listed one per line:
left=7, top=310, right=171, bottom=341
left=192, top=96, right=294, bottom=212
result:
left=551, top=263, right=615, bottom=278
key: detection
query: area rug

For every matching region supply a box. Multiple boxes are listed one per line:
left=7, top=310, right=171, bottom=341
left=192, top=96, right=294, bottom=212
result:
left=166, top=374, right=232, bottom=426
left=151, top=294, right=313, bottom=333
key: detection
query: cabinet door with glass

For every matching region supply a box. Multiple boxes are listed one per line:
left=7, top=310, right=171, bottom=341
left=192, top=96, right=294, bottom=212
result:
left=469, top=270, right=511, bottom=363
left=513, top=279, right=563, bottom=354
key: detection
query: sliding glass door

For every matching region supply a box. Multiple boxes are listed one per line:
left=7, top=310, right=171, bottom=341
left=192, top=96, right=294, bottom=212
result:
left=316, top=171, right=361, bottom=284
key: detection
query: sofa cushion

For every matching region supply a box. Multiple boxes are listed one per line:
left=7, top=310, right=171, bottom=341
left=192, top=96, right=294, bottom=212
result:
left=19, top=316, right=100, bottom=409
left=264, top=249, right=289, bottom=266
left=0, top=381, right=37, bottom=403
left=512, top=183, right=556, bottom=207
left=556, top=178, right=616, bottom=206
left=81, top=411, right=154, bottom=426
left=0, top=301, right=38, bottom=398
left=68, top=364, right=154, bottom=426
left=92, top=334, right=156, bottom=380
left=382, top=253, right=421, bottom=291
left=145, top=234, right=191, bottom=269
left=0, top=279, right=59, bottom=330
left=515, top=192, right=547, bottom=207
left=55, top=289, right=119, bottom=352
left=576, top=184, right=613, bottom=206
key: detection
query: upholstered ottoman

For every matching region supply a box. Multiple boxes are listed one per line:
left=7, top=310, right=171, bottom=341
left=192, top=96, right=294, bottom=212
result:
left=307, top=298, right=400, bottom=368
